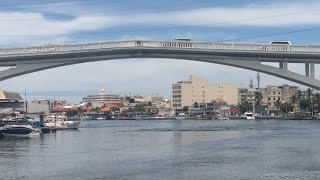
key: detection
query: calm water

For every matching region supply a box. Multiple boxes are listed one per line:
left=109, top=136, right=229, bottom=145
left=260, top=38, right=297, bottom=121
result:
left=1, top=120, right=320, bottom=180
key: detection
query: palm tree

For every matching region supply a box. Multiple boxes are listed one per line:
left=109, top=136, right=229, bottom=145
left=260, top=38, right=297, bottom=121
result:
left=290, top=94, right=298, bottom=111
left=77, top=107, right=83, bottom=118
left=295, top=90, right=303, bottom=110
left=275, top=98, right=281, bottom=110
left=254, top=91, right=263, bottom=107
left=306, top=88, right=313, bottom=113
left=282, top=101, right=291, bottom=113
left=240, top=101, right=252, bottom=113
left=314, top=93, right=320, bottom=114
left=307, top=88, right=313, bottom=99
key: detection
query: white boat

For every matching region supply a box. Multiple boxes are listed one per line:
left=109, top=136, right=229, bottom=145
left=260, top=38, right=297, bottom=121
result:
left=176, top=113, right=189, bottom=120
left=244, top=112, right=255, bottom=120
left=44, top=115, right=81, bottom=130
left=0, top=118, right=41, bottom=137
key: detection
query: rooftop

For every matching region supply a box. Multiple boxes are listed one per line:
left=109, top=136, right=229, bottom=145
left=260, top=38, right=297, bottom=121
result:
left=0, top=90, right=23, bottom=101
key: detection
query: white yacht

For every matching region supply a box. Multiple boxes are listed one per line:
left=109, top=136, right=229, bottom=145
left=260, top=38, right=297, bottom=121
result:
left=244, top=112, right=255, bottom=120
left=0, top=118, right=41, bottom=137
left=176, top=113, right=189, bottom=120
left=44, top=115, right=81, bottom=130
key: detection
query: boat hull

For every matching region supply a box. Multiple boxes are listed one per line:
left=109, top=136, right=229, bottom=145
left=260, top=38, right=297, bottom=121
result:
left=0, top=127, right=40, bottom=137
left=44, top=121, right=81, bottom=130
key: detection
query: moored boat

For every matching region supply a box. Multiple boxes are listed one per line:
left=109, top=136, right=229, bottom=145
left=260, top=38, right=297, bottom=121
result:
left=0, top=118, right=41, bottom=137
left=44, top=114, right=81, bottom=130
left=244, top=112, right=255, bottom=120
left=176, top=113, right=189, bottom=120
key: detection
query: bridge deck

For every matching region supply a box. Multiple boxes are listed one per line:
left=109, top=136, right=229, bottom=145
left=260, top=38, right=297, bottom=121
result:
left=1, top=40, right=320, bottom=57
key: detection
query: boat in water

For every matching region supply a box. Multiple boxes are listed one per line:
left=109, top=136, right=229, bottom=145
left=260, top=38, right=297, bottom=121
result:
left=0, top=117, right=41, bottom=137
left=44, top=114, right=81, bottom=130
left=243, top=112, right=255, bottom=120
left=176, top=113, right=189, bottom=120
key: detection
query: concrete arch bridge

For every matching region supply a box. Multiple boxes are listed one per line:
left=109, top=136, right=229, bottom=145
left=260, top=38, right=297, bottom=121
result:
left=0, top=40, right=320, bottom=89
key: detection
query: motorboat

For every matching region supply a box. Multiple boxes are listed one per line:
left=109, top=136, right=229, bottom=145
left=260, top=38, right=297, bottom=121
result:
left=44, top=114, right=81, bottom=130
left=0, top=118, right=41, bottom=137
left=176, top=113, right=189, bottom=120
left=244, top=112, right=255, bottom=120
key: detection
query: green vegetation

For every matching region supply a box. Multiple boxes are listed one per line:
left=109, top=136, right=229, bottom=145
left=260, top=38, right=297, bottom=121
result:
left=239, top=101, right=252, bottom=114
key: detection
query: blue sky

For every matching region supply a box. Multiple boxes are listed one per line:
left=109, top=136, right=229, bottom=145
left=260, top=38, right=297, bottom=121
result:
left=0, top=0, right=320, bottom=102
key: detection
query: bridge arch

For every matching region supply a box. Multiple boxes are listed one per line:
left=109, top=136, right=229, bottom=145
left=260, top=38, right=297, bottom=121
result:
left=0, top=47, right=319, bottom=89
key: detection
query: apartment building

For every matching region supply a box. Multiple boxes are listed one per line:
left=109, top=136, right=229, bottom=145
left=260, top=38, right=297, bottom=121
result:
left=172, top=75, right=238, bottom=109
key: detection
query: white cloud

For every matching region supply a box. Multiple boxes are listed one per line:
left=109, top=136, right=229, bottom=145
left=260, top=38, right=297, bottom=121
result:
left=1, top=1, right=320, bottom=40
left=0, top=1, right=319, bottom=101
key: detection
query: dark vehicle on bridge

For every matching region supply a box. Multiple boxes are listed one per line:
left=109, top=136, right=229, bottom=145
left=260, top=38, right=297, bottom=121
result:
left=174, top=38, right=191, bottom=41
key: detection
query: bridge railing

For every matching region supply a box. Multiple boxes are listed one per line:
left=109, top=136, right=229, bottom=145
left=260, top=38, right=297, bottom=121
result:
left=1, top=40, right=320, bottom=56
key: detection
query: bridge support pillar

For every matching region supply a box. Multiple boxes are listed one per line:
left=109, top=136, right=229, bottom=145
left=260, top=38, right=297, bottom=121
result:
left=279, top=62, right=288, bottom=70
left=305, top=63, right=310, bottom=77
left=310, top=62, right=315, bottom=79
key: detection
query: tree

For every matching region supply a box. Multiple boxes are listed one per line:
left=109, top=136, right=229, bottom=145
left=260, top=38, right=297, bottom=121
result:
left=254, top=91, right=263, bottom=107
left=239, top=101, right=252, bottom=114
left=290, top=94, right=298, bottom=111
left=66, top=110, right=78, bottom=117
left=307, top=88, right=313, bottom=99
left=193, top=102, right=199, bottom=108
left=77, top=107, right=83, bottom=117
left=86, top=102, right=93, bottom=108
left=306, top=88, right=313, bottom=114
left=182, top=106, right=189, bottom=113
left=281, top=101, right=292, bottom=113
left=275, top=98, right=281, bottom=110
left=314, top=93, right=320, bottom=113
left=127, top=107, right=133, bottom=113
left=135, top=105, right=145, bottom=112
left=296, top=90, right=304, bottom=108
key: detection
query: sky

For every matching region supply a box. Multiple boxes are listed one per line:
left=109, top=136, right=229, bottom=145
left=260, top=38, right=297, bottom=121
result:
left=0, top=0, right=320, bottom=102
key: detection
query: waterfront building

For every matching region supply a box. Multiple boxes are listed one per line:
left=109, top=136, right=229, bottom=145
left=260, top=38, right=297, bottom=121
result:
left=0, top=90, right=24, bottom=109
left=82, top=89, right=120, bottom=105
left=264, top=85, right=298, bottom=110
left=27, top=99, right=67, bottom=113
left=172, top=75, right=239, bottom=110
left=238, top=87, right=257, bottom=105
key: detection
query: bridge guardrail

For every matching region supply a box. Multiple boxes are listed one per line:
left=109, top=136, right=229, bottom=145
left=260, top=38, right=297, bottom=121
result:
left=1, top=40, right=320, bottom=56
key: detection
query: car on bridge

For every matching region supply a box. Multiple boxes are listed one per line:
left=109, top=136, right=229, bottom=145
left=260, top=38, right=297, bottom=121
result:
left=259, top=41, right=292, bottom=51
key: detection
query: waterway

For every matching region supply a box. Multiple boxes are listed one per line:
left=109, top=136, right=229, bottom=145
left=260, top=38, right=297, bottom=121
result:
left=1, top=120, right=320, bottom=180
